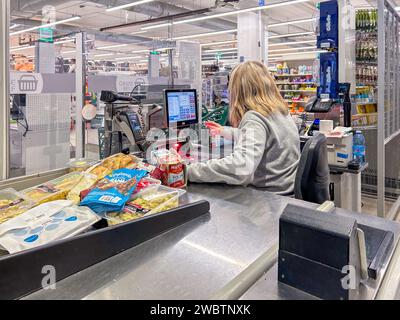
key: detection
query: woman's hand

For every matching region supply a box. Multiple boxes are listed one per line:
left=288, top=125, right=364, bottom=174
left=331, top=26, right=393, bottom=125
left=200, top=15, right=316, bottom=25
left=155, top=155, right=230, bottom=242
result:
left=204, top=121, right=223, bottom=137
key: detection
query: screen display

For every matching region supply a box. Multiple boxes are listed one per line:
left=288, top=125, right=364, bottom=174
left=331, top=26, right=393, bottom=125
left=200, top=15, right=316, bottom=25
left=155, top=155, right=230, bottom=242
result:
left=166, top=91, right=197, bottom=125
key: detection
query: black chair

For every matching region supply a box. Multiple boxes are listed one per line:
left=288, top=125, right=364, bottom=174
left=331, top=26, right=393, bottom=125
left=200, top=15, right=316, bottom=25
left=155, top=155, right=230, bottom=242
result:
left=295, top=133, right=330, bottom=204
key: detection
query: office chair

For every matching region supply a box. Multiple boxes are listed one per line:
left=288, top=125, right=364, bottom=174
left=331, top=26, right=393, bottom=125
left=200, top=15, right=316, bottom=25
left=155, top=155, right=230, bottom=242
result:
left=295, top=133, right=330, bottom=204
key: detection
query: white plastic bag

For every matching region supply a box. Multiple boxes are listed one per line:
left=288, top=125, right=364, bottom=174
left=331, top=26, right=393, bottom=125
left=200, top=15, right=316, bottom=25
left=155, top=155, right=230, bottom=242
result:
left=0, top=200, right=100, bottom=254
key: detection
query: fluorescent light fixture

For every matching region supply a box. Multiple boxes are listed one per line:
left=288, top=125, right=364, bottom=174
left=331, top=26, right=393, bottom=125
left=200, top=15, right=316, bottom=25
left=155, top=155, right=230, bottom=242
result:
left=54, top=39, right=75, bottom=45
left=269, top=49, right=326, bottom=58
left=175, top=0, right=310, bottom=25
left=62, top=50, right=76, bottom=54
left=106, top=0, right=155, bottom=12
left=114, top=55, right=143, bottom=61
left=203, top=47, right=237, bottom=53
left=269, top=17, right=316, bottom=28
left=10, top=24, right=20, bottom=30
left=11, top=16, right=81, bottom=36
left=130, top=30, right=148, bottom=35
left=10, top=45, right=35, bottom=52
left=201, top=40, right=237, bottom=47
left=97, top=44, right=128, bottom=50
left=269, top=46, right=317, bottom=53
left=131, top=49, right=151, bottom=54
left=172, top=29, right=237, bottom=41
left=94, top=53, right=115, bottom=57
left=269, top=31, right=315, bottom=39
left=144, top=0, right=309, bottom=30
left=141, top=22, right=172, bottom=30
left=269, top=39, right=316, bottom=47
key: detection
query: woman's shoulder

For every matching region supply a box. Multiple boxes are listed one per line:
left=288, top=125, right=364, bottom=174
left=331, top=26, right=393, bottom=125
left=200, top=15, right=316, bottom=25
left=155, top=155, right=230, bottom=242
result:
left=242, top=110, right=288, bottom=125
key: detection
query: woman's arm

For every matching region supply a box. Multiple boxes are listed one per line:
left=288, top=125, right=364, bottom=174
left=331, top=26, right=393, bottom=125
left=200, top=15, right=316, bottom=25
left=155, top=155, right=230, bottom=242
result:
left=188, top=119, right=267, bottom=186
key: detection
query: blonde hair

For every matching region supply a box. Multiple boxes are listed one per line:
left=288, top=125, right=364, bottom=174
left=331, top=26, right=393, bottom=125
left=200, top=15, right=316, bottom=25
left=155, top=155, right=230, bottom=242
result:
left=229, top=61, right=288, bottom=127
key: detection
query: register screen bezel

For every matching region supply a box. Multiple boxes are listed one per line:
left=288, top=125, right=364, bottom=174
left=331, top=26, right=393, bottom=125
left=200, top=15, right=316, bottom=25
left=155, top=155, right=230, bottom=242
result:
left=164, top=89, right=199, bottom=129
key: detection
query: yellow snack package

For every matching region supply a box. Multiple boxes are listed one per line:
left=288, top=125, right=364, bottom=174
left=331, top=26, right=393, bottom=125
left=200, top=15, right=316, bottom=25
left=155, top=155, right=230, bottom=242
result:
left=67, top=173, right=98, bottom=205
left=22, top=172, right=83, bottom=205
left=0, top=189, right=34, bottom=224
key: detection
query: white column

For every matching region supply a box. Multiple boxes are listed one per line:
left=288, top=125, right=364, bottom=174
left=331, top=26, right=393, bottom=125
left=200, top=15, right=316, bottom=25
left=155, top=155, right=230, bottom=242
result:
left=0, top=0, right=10, bottom=180
left=238, top=12, right=266, bottom=64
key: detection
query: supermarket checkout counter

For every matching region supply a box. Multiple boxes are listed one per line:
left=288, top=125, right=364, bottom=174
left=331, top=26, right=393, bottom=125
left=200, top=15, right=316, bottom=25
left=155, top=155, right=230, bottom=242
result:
left=23, top=184, right=400, bottom=300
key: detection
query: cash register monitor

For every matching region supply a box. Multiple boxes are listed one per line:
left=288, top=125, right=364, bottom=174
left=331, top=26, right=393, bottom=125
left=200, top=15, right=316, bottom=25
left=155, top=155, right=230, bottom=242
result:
left=165, top=89, right=199, bottom=129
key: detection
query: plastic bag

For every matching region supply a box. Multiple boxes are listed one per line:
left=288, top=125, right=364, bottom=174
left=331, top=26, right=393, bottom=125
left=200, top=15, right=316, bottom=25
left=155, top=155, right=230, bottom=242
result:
left=22, top=172, right=83, bottom=205
left=67, top=173, right=98, bottom=205
left=80, top=169, right=148, bottom=214
left=0, top=200, right=100, bottom=254
left=0, top=189, right=34, bottom=224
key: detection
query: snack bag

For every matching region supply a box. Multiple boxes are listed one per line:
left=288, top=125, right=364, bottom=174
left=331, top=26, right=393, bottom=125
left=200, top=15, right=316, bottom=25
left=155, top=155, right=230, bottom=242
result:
left=105, top=186, right=185, bottom=226
left=80, top=169, right=148, bottom=214
left=0, top=200, right=100, bottom=254
left=67, top=173, right=98, bottom=205
left=22, top=172, right=83, bottom=205
left=0, top=189, right=34, bottom=224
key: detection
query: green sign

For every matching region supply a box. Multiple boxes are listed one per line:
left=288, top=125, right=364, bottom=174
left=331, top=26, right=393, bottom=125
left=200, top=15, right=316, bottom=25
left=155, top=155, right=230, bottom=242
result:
left=39, top=27, right=54, bottom=43
left=150, top=51, right=161, bottom=55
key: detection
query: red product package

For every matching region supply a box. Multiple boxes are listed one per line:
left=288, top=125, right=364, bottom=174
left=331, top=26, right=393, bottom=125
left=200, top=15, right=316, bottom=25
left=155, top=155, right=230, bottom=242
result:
left=159, top=161, right=187, bottom=189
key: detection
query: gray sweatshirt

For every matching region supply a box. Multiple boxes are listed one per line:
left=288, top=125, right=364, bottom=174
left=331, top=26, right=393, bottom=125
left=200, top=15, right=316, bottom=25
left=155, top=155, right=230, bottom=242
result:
left=188, top=111, right=301, bottom=196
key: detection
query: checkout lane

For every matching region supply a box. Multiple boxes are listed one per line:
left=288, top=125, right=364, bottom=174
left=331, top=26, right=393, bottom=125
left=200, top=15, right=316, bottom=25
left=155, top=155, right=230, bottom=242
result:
left=24, top=184, right=400, bottom=300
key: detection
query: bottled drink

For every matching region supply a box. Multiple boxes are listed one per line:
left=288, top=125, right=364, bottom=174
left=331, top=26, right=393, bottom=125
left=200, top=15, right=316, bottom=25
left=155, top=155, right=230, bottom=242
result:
left=353, top=131, right=366, bottom=163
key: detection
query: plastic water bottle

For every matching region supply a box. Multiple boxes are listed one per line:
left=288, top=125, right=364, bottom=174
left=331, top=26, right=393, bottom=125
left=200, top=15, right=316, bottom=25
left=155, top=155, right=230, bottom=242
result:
left=353, top=131, right=366, bottom=163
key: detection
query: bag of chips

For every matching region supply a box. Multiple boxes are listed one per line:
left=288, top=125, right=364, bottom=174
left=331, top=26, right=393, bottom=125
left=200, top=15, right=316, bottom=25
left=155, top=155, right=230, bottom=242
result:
left=80, top=169, right=148, bottom=214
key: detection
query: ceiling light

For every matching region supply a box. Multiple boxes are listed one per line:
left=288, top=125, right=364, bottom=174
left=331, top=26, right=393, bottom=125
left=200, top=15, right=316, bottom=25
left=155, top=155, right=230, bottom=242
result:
left=269, top=39, right=316, bottom=47
left=54, top=39, right=75, bottom=45
left=201, top=40, right=237, bottom=47
left=269, top=31, right=315, bottom=39
left=175, top=0, right=309, bottom=25
left=269, top=46, right=317, bottom=53
left=143, top=0, right=310, bottom=30
left=106, top=0, right=156, bottom=12
left=94, top=53, right=115, bottom=57
left=141, top=22, right=172, bottom=30
left=172, top=29, right=237, bottom=41
left=203, top=48, right=237, bottom=53
left=131, top=30, right=148, bottom=35
left=269, top=17, right=316, bottom=28
left=114, top=55, right=143, bottom=61
left=97, top=44, right=128, bottom=50
left=10, top=45, right=35, bottom=52
left=10, top=24, right=20, bottom=30
left=62, top=50, right=76, bottom=54
left=131, top=49, right=151, bottom=54
left=10, top=16, right=81, bottom=36
left=269, top=50, right=326, bottom=58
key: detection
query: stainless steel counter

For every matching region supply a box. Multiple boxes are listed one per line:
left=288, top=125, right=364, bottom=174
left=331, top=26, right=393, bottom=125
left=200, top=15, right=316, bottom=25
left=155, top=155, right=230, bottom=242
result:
left=24, top=184, right=400, bottom=300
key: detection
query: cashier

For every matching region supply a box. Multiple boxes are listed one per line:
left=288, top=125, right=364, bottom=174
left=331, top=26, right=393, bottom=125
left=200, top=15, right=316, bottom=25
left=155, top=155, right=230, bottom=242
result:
left=188, top=61, right=300, bottom=196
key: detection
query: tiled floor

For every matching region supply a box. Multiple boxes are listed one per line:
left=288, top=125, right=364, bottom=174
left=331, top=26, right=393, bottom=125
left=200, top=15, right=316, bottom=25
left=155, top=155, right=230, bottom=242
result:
left=361, top=196, right=399, bottom=221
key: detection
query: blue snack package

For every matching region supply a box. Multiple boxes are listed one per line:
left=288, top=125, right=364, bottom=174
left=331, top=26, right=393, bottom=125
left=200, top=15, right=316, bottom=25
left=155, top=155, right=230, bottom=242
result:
left=80, top=169, right=148, bottom=214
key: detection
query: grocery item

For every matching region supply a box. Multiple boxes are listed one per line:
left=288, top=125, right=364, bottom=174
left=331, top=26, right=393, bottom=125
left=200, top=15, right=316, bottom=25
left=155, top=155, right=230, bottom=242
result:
left=86, top=153, right=141, bottom=180
left=22, top=172, right=83, bottom=205
left=80, top=169, right=148, bottom=214
left=0, top=189, right=34, bottom=224
left=68, top=159, right=98, bottom=173
left=67, top=173, right=98, bottom=205
left=0, top=201, right=100, bottom=254
left=134, top=177, right=162, bottom=195
left=105, top=185, right=186, bottom=226
left=153, top=150, right=187, bottom=189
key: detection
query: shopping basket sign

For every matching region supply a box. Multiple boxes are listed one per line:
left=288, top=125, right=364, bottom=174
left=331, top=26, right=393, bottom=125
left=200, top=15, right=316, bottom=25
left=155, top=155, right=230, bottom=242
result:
left=10, top=73, right=44, bottom=94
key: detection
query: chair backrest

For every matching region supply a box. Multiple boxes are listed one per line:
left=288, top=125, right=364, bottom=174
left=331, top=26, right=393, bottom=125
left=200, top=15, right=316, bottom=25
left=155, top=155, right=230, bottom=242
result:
left=295, top=133, right=330, bottom=204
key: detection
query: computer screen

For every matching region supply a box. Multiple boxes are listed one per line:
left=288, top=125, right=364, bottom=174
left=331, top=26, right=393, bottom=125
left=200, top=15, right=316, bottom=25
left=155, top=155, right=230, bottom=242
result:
left=165, top=89, right=199, bottom=128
